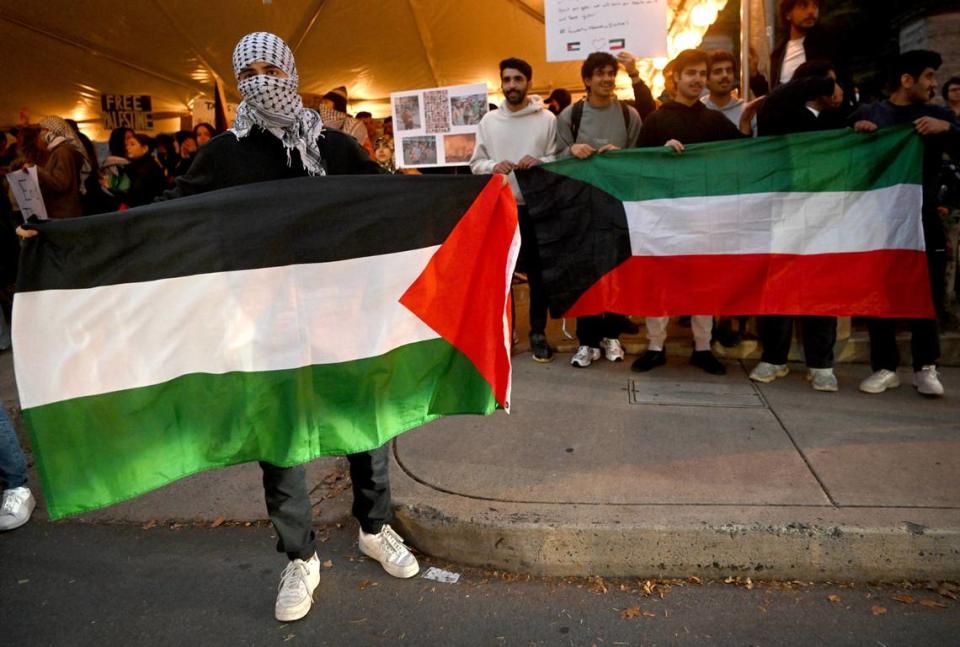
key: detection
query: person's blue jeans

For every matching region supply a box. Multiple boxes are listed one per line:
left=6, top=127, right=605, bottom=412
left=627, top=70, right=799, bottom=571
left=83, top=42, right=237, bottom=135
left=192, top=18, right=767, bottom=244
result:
left=0, top=406, right=28, bottom=489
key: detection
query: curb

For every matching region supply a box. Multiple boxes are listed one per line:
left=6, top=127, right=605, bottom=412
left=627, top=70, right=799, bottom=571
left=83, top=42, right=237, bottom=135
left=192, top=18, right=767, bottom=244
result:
left=390, top=448, right=960, bottom=581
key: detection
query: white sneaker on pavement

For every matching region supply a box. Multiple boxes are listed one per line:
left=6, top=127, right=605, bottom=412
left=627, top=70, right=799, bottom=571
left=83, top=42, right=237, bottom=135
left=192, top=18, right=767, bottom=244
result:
left=0, top=487, right=35, bottom=531
left=275, top=553, right=321, bottom=622
left=913, top=365, right=944, bottom=397
left=807, top=368, right=839, bottom=392
left=570, top=346, right=601, bottom=368
left=600, top=338, right=625, bottom=362
left=359, top=524, right=420, bottom=578
left=749, top=362, right=789, bottom=383
left=859, top=369, right=900, bottom=394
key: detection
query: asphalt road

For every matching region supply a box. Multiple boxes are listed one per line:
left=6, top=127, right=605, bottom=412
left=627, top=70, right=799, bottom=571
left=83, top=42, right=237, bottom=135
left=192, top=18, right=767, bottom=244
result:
left=2, top=520, right=957, bottom=646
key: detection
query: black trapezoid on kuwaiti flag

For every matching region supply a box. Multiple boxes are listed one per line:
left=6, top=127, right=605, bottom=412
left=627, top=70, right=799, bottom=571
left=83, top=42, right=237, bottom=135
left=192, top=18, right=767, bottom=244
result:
left=517, top=167, right=631, bottom=318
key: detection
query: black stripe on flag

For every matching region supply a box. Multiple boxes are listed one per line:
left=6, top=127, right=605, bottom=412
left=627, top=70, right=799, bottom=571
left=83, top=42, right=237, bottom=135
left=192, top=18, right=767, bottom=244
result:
left=17, top=175, right=491, bottom=292
left=517, top=167, right=631, bottom=317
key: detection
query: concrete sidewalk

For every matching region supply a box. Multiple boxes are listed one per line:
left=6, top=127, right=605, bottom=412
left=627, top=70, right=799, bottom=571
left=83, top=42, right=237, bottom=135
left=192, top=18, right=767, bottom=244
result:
left=2, top=349, right=959, bottom=581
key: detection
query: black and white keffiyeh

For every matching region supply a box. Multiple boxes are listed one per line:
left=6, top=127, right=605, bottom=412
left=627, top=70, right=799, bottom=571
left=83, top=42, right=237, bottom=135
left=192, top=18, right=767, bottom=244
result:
left=39, top=116, right=93, bottom=193
left=230, top=31, right=326, bottom=175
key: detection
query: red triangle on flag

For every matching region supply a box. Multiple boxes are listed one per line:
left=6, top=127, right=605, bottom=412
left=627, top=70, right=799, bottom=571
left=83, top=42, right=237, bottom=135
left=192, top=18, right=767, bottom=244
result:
left=400, top=177, right=519, bottom=410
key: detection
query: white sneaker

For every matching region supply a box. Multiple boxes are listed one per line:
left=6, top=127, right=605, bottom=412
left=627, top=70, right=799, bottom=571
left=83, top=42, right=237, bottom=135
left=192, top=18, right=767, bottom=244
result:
left=749, top=362, right=789, bottom=383
left=359, top=524, right=419, bottom=579
left=914, top=365, right=944, bottom=397
left=0, top=487, right=35, bottom=531
left=807, top=368, right=838, bottom=392
left=570, top=346, right=601, bottom=368
left=600, top=338, right=625, bottom=362
left=275, top=554, right=321, bottom=622
left=859, top=369, right=900, bottom=394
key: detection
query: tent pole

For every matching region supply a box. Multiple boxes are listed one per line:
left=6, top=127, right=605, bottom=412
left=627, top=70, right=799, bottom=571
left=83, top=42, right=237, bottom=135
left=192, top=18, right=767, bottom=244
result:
left=741, top=0, right=751, bottom=99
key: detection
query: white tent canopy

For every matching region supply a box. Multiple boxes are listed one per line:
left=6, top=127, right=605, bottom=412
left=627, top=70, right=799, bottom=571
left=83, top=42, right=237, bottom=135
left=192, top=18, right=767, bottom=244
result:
left=2, top=0, right=729, bottom=140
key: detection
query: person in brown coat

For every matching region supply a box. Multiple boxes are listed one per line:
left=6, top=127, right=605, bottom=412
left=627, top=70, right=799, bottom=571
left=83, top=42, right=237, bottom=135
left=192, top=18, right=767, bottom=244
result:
left=31, top=116, right=90, bottom=219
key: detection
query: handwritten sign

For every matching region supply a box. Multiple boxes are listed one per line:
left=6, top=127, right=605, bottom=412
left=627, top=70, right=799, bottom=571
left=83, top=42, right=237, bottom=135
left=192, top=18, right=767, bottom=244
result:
left=8, top=167, right=48, bottom=221
left=101, top=94, right=154, bottom=130
left=545, top=0, right=668, bottom=62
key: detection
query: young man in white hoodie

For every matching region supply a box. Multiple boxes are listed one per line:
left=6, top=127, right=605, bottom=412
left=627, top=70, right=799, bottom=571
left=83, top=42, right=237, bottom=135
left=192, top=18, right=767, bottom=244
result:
left=470, top=57, right=558, bottom=362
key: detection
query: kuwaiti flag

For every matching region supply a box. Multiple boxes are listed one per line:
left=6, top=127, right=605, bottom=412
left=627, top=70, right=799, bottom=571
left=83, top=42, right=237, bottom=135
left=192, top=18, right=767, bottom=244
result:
left=517, top=125, right=933, bottom=319
left=13, top=174, right=518, bottom=519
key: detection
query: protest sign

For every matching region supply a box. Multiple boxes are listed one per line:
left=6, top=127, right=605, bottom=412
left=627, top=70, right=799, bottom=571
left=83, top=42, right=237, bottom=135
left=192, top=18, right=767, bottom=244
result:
left=390, top=83, right=487, bottom=168
left=8, top=166, right=48, bottom=221
left=545, top=0, right=668, bottom=62
left=101, top=94, right=154, bottom=130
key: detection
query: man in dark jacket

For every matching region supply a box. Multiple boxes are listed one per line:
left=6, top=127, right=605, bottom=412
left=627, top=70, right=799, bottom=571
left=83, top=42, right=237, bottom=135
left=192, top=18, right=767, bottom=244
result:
left=850, top=50, right=960, bottom=398
left=161, top=32, right=419, bottom=622
left=751, top=60, right=845, bottom=392
left=633, top=49, right=756, bottom=376
left=770, top=0, right=842, bottom=89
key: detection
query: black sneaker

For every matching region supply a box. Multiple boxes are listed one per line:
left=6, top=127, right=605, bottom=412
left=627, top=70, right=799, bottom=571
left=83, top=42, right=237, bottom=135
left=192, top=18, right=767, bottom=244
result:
left=690, top=350, right=726, bottom=375
left=712, top=319, right=742, bottom=348
left=530, top=333, right=554, bottom=363
left=631, top=350, right=666, bottom=373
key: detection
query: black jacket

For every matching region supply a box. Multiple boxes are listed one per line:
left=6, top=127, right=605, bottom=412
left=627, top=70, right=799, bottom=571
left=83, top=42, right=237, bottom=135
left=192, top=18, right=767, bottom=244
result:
left=164, top=126, right=381, bottom=199
left=121, top=154, right=166, bottom=207
left=638, top=100, right=742, bottom=148
left=757, top=76, right=846, bottom=137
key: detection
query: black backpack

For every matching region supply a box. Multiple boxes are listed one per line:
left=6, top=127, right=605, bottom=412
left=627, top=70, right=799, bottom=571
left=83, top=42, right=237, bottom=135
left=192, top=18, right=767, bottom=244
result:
left=570, top=99, right=631, bottom=142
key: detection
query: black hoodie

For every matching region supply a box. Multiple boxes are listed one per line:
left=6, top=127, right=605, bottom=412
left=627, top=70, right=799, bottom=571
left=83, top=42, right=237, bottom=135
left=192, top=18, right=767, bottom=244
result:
left=638, top=101, right=742, bottom=148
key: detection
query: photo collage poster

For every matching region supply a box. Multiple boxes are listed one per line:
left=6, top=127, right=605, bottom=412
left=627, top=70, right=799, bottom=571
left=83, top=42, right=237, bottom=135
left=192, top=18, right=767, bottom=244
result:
left=390, top=83, right=488, bottom=168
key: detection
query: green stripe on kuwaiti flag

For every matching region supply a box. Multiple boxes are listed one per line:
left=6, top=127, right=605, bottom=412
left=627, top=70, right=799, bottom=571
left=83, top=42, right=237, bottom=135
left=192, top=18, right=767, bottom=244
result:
left=517, top=125, right=933, bottom=319
left=13, top=174, right=519, bottom=519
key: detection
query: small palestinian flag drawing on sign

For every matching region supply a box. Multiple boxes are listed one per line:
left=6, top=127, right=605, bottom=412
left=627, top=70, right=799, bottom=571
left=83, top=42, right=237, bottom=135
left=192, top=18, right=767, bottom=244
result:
left=566, top=41, right=580, bottom=51
left=609, top=38, right=626, bottom=50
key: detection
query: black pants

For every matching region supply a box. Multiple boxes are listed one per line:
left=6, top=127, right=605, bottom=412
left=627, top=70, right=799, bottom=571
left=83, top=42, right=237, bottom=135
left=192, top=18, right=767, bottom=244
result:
left=260, top=445, right=392, bottom=560
left=759, top=315, right=836, bottom=368
left=516, top=205, right=548, bottom=335
left=576, top=314, right=623, bottom=348
left=865, top=247, right=944, bottom=372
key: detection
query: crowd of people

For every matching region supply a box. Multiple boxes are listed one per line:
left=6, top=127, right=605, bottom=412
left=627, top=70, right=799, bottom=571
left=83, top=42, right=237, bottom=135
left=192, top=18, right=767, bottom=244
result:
left=471, top=0, right=959, bottom=403
left=1, top=0, right=959, bottom=624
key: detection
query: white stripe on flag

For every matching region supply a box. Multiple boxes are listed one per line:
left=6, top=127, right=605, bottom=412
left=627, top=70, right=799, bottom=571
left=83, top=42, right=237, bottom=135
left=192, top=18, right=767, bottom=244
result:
left=14, top=247, right=441, bottom=408
left=625, top=184, right=923, bottom=257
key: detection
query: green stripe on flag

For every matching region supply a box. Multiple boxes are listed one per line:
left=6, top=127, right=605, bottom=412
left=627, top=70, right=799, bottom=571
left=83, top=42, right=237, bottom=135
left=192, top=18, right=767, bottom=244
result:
left=543, top=124, right=922, bottom=202
left=24, top=338, right=495, bottom=519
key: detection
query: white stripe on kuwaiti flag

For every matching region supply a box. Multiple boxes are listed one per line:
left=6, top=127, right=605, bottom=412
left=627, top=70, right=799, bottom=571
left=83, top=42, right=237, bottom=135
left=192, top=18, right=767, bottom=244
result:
left=624, top=184, right=923, bottom=256
left=517, top=124, right=935, bottom=319
left=14, top=248, right=440, bottom=409
left=13, top=174, right=519, bottom=520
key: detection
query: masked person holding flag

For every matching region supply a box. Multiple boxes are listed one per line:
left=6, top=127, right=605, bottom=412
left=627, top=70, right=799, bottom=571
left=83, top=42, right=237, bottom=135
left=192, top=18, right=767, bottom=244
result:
left=185, top=31, right=419, bottom=623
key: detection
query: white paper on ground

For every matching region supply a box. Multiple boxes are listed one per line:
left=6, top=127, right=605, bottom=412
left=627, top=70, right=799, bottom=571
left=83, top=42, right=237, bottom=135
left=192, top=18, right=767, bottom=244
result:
left=421, top=567, right=461, bottom=584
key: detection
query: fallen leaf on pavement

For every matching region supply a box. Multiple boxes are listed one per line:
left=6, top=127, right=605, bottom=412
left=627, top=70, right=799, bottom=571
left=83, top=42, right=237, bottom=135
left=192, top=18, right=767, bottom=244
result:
left=689, top=576, right=702, bottom=586
left=827, top=595, right=842, bottom=604
left=588, top=577, right=609, bottom=595
left=322, top=560, right=333, bottom=569
left=891, top=594, right=915, bottom=605
left=919, top=599, right=949, bottom=609
left=621, top=606, right=642, bottom=619
left=358, top=580, right=379, bottom=591
left=871, top=606, right=887, bottom=616
left=210, top=516, right=225, bottom=528
left=141, top=520, right=158, bottom=530
left=937, top=584, right=958, bottom=600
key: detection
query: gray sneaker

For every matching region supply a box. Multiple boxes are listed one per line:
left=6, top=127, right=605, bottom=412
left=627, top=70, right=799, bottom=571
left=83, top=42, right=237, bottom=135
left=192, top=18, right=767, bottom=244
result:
left=807, top=368, right=838, bottom=392
left=0, top=487, right=35, bottom=531
left=749, top=362, right=789, bottom=383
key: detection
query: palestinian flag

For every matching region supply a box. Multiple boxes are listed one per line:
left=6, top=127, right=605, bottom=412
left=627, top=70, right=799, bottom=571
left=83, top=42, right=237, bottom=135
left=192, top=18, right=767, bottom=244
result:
left=518, top=125, right=934, bottom=319
left=13, top=174, right=518, bottom=519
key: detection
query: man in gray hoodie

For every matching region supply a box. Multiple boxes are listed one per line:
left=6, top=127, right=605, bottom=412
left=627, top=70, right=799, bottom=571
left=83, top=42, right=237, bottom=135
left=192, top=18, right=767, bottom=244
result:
left=702, top=50, right=754, bottom=130
left=471, top=57, right=558, bottom=362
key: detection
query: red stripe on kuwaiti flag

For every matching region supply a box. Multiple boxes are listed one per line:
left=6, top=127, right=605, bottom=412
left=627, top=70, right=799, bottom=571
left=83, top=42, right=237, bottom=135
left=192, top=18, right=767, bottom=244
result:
left=517, top=125, right=934, bottom=320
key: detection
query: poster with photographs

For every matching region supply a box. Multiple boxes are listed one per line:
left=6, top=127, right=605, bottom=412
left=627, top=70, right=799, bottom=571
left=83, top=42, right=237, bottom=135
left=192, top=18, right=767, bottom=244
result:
left=390, top=83, right=487, bottom=168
